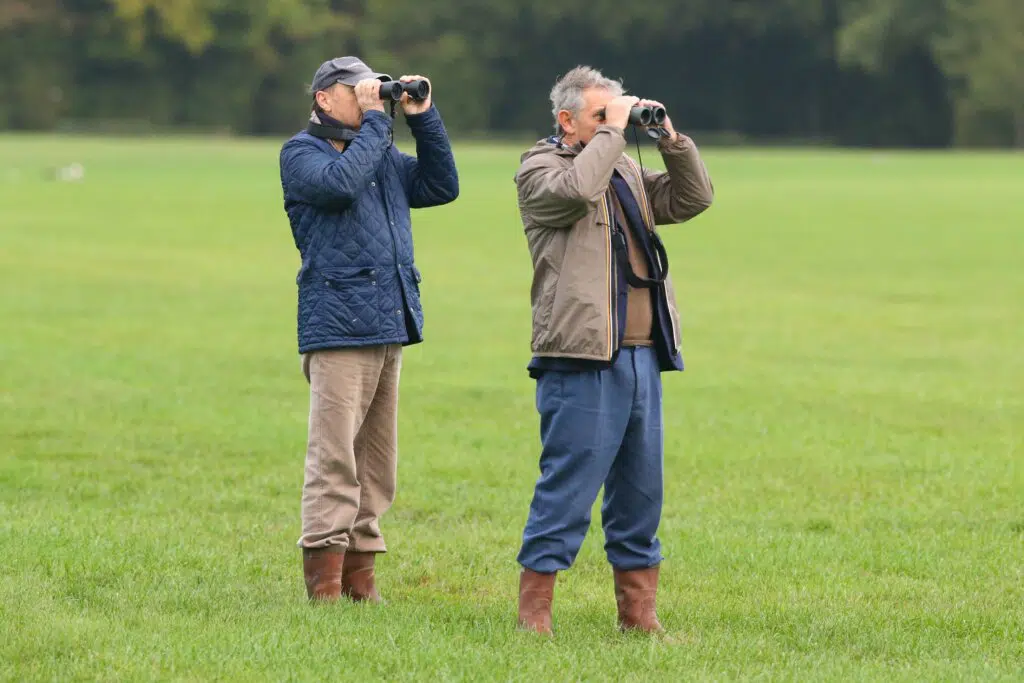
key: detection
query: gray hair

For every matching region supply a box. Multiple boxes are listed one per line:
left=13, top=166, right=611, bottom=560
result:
left=550, top=66, right=624, bottom=134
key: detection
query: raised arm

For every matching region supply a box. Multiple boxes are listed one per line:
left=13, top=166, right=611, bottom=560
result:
left=398, top=106, right=459, bottom=208
left=643, top=134, right=714, bottom=225
left=515, top=126, right=626, bottom=227
left=280, top=111, right=392, bottom=211
left=630, top=99, right=713, bottom=225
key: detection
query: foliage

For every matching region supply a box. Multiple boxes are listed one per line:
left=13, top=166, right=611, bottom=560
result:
left=0, top=0, right=1020, bottom=145
left=838, top=0, right=1024, bottom=146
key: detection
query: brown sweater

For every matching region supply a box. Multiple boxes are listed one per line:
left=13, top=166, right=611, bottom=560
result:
left=609, top=190, right=653, bottom=347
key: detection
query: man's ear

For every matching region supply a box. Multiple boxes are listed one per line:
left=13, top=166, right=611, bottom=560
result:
left=557, top=110, right=575, bottom=136
left=314, top=90, right=329, bottom=112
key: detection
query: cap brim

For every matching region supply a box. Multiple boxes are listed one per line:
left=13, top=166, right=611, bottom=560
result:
left=335, top=71, right=391, bottom=86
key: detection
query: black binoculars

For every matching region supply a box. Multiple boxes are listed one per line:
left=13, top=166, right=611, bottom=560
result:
left=378, top=79, right=430, bottom=101
left=628, top=105, right=666, bottom=126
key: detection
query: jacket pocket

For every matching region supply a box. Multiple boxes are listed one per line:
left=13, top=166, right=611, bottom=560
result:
left=401, top=264, right=424, bottom=333
left=319, top=266, right=381, bottom=338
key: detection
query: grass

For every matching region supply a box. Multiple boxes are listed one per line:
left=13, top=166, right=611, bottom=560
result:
left=1, top=133, right=1022, bottom=681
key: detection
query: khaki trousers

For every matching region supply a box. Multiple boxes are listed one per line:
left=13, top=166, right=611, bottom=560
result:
left=298, top=345, right=402, bottom=552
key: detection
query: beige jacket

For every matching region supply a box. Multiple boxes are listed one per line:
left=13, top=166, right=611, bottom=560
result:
left=514, top=125, right=714, bottom=362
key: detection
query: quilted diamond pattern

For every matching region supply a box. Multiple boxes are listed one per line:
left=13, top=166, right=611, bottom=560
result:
left=280, top=107, right=459, bottom=354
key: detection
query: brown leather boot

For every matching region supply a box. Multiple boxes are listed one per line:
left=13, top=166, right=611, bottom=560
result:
left=613, top=565, right=664, bottom=633
left=303, top=547, right=344, bottom=601
left=518, top=568, right=556, bottom=635
left=342, top=551, right=382, bottom=603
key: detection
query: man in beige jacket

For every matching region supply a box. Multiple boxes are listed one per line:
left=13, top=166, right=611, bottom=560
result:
left=513, top=66, right=714, bottom=635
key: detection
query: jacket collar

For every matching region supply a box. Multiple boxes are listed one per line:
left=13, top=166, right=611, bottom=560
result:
left=548, top=135, right=584, bottom=157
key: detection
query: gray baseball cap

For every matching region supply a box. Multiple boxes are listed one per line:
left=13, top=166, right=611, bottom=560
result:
left=309, top=56, right=391, bottom=93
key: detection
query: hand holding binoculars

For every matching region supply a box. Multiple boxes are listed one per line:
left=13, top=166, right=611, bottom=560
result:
left=378, top=79, right=430, bottom=101
left=630, top=104, right=674, bottom=139
left=627, top=104, right=666, bottom=127
left=598, top=102, right=670, bottom=138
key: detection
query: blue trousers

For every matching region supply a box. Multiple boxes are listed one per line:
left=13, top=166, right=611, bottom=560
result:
left=517, top=347, right=664, bottom=573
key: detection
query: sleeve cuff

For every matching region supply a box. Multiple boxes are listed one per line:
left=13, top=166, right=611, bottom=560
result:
left=657, top=133, right=694, bottom=153
left=404, top=105, right=441, bottom=129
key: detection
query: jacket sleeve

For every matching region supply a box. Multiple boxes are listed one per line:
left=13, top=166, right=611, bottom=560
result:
left=398, top=106, right=459, bottom=208
left=516, top=126, right=627, bottom=228
left=280, top=111, right=393, bottom=211
left=643, top=134, right=714, bottom=225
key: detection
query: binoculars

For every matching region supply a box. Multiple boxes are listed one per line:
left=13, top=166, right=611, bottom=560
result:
left=379, top=79, right=430, bottom=101
left=628, top=104, right=666, bottom=126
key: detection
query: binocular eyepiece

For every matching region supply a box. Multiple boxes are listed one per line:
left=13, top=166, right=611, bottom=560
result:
left=378, top=79, right=430, bottom=101
left=628, top=105, right=666, bottom=127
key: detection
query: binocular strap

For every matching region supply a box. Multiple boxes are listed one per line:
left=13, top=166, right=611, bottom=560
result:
left=306, top=121, right=358, bottom=143
left=611, top=224, right=669, bottom=289
left=307, top=115, right=396, bottom=148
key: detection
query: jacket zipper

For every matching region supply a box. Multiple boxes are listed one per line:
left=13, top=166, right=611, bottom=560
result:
left=599, top=195, right=616, bottom=361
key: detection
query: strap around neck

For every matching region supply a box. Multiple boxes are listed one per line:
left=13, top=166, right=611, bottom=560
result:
left=306, top=120, right=358, bottom=143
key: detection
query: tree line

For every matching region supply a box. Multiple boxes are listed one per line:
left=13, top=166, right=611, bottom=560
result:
left=1, top=0, right=1021, bottom=147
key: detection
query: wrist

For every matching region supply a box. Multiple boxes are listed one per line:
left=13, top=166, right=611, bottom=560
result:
left=657, top=131, right=691, bottom=150
left=403, top=102, right=433, bottom=116
left=404, top=105, right=439, bottom=129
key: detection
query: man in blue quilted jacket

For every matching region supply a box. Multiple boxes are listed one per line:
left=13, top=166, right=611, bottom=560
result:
left=279, top=56, right=458, bottom=602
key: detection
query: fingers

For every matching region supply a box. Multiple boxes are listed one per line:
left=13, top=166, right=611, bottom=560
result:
left=354, top=79, right=377, bottom=101
left=397, top=75, right=417, bottom=104
left=356, top=80, right=380, bottom=97
left=609, top=95, right=639, bottom=114
left=354, top=78, right=385, bottom=112
left=638, top=99, right=664, bottom=109
left=397, top=75, right=432, bottom=113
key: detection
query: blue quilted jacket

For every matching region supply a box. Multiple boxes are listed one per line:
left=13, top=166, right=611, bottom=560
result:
left=280, top=107, right=458, bottom=354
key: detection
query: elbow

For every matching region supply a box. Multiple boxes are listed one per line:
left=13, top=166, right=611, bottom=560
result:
left=425, top=156, right=460, bottom=205
left=687, top=198, right=713, bottom=221
left=694, top=186, right=714, bottom=215
left=426, top=179, right=460, bottom=207
left=440, top=178, right=460, bottom=204
left=570, top=174, right=608, bottom=208
left=687, top=181, right=715, bottom=218
left=308, top=173, right=361, bottom=209
left=581, top=189, right=605, bottom=209
left=554, top=191, right=598, bottom=224
left=666, top=186, right=714, bottom=223
left=698, top=173, right=716, bottom=209
left=428, top=160, right=460, bottom=205
left=556, top=170, right=604, bottom=209
left=410, top=179, right=459, bottom=208
left=562, top=185, right=602, bottom=212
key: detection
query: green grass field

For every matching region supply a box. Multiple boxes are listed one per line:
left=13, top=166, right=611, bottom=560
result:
left=1, top=133, right=1022, bottom=682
